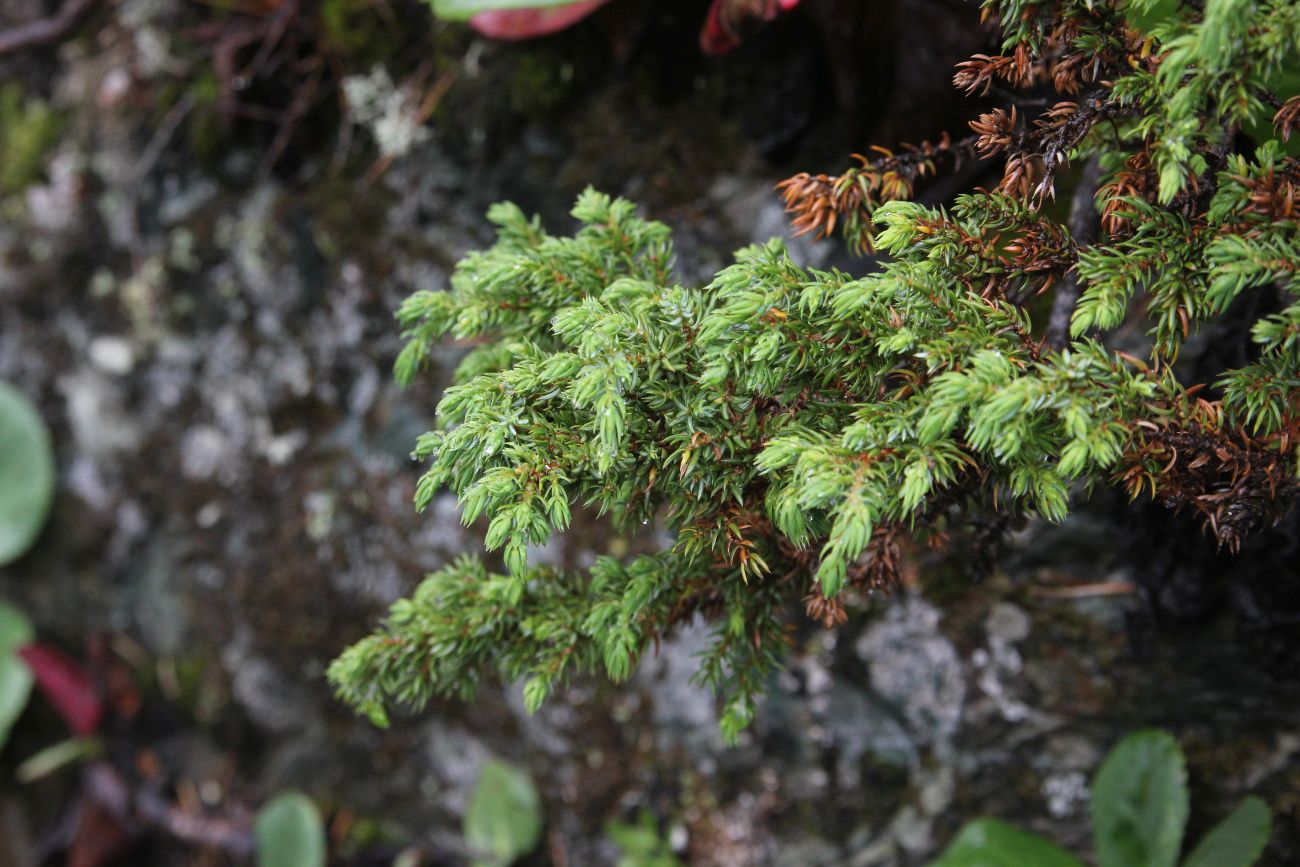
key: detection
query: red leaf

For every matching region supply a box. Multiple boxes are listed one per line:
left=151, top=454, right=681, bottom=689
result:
left=700, top=0, right=800, bottom=55
left=17, top=643, right=104, bottom=736
left=469, top=0, right=612, bottom=40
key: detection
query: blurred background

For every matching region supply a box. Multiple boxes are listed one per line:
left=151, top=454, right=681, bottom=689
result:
left=1, top=0, right=1298, bottom=864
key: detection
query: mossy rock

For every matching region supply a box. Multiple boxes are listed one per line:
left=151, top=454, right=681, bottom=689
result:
left=0, top=84, right=66, bottom=195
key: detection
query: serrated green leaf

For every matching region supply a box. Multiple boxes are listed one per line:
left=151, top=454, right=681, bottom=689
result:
left=928, top=819, right=1086, bottom=867
left=1180, top=796, right=1271, bottom=867
left=1092, top=730, right=1189, bottom=867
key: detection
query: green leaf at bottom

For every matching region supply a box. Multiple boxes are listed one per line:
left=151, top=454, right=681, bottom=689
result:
left=1181, top=797, right=1271, bottom=867
left=929, top=819, right=1086, bottom=867
left=255, top=791, right=327, bottom=867
left=465, top=759, right=543, bottom=867
left=1092, top=730, right=1189, bottom=867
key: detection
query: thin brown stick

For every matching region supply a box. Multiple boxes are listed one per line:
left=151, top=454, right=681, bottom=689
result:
left=0, top=0, right=100, bottom=57
left=1031, top=580, right=1136, bottom=598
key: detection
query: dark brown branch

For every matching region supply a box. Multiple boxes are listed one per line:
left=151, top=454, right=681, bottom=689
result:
left=1252, top=85, right=1284, bottom=111
left=83, top=762, right=256, bottom=857
left=0, top=0, right=100, bottom=57
left=1046, top=155, right=1102, bottom=349
left=776, top=133, right=983, bottom=251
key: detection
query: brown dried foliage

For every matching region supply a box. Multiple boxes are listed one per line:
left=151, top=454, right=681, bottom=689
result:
left=1096, top=151, right=1156, bottom=236
left=803, top=590, right=848, bottom=628
left=1228, top=157, right=1300, bottom=224
left=970, top=107, right=1020, bottom=157
left=803, top=524, right=903, bottom=628
left=776, top=134, right=975, bottom=252
left=847, top=523, right=905, bottom=591
left=1275, top=96, right=1300, bottom=142
left=911, top=198, right=1076, bottom=308
left=954, top=13, right=1145, bottom=98
left=776, top=171, right=864, bottom=244
left=999, top=215, right=1076, bottom=280
left=1114, top=385, right=1300, bottom=550
left=1120, top=424, right=1300, bottom=551
left=954, top=51, right=1033, bottom=96
left=783, top=7, right=1142, bottom=242
left=971, top=94, right=1116, bottom=202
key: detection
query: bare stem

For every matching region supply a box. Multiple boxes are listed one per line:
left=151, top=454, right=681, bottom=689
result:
left=0, top=0, right=100, bottom=57
left=1046, top=156, right=1103, bottom=349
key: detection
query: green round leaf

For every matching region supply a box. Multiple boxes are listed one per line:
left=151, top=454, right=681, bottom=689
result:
left=1092, top=730, right=1189, bottom=867
left=0, top=653, right=34, bottom=753
left=0, top=602, right=35, bottom=752
left=0, top=382, right=55, bottom=567
left=0, top=602, right=34, bottom=653
left=465, top=759, right=543, bottom=867
left=929, top=819, right=1086, bottom=867
left=255, top=791, right=327, bottom=867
